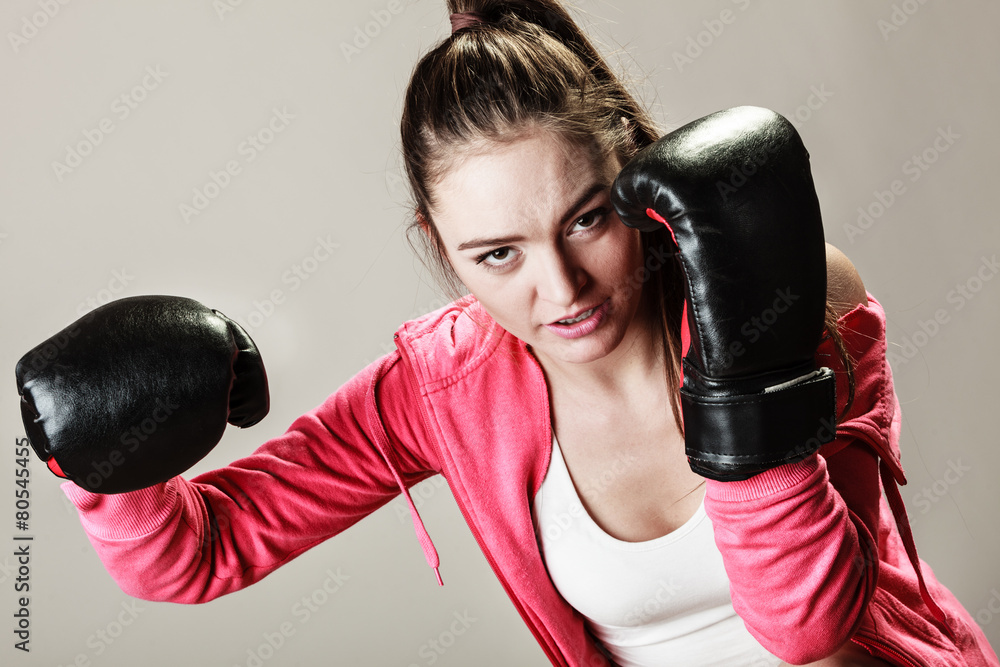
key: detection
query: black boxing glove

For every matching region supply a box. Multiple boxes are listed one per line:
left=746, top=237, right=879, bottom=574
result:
left=15, top=295, right=269, bottom=493
left=611, top=106, right=836, bottom=481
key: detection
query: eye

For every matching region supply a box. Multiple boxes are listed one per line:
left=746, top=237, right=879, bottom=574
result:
left=472, top=205, right=610, bottom=274
left=475, top=246, right=520, bottom=273
left=571, top=206, right=610, bottom=232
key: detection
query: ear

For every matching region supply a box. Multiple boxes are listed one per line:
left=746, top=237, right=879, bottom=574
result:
left=416, top=210, right=432, bottom=238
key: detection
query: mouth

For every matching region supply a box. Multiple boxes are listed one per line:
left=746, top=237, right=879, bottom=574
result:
left=542, top=298, right=611, bottom=340
left=550, top=303, right=601, bottom=326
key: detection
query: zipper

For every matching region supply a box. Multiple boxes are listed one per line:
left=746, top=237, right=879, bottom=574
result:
left=393, top=333, right=569, bottom=667
left=851, top=635, right=921, bottom=667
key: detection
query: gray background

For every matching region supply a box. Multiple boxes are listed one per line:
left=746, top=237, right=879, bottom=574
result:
left=2, top=1, right=998, bottom=665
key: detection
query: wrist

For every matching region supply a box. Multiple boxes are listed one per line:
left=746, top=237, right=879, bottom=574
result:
left=63, top=479, right=178, bottom=540
left=705, top=453, right=821, bottom=500
left=682, top=366, right=837, bottom=481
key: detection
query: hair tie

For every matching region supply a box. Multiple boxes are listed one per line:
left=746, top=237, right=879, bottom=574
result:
left=450, top=11, right=485, bottom=33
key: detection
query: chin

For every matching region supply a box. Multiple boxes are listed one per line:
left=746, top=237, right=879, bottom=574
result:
left=539, top=329, right=623, bottom=365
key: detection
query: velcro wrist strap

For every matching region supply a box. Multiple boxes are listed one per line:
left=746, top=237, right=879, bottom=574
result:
left=681, top=367, right=837, bottom=481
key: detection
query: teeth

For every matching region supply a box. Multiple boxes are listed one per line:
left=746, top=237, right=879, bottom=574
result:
left=558, top=307, right=595, bottom=325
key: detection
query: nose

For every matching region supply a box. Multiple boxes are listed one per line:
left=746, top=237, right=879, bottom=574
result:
left=536, top=246, right=585, bottom=308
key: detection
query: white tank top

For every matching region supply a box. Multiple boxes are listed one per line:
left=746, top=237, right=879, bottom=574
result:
left=533, top=434, right=783, bottom=667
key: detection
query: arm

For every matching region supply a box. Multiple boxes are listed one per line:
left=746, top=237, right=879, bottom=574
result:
left=703, top=439, right=881, bottom=663
left=704, top=254, right=886, bottom=663
left=611, top=108, right=886, bottom=662
left=63, top=350, right=438, bottom=603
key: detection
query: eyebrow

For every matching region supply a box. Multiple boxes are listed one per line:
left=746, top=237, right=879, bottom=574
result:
left=455, top=182, right=610, bottom=252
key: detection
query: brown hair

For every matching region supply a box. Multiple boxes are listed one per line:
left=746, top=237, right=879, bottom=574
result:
left=399, top=0, right=854, bottom=431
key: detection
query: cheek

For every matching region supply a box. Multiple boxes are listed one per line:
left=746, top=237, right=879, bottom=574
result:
left=442, top=250, right=493, bottom=300
left=598, top=223, right=643, bottom=279
left=470, top=286, right=537, bottom=337
left=450, top=265, right=527, bottom=320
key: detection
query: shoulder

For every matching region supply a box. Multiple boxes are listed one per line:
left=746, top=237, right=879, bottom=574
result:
left=394, top=294, right=518, bottom=381
left=825, top=243, right=868, bottom=319
left=396, top=293, right=481, bottom=338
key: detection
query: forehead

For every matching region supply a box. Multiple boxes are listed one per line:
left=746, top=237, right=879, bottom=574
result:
left=430, top=129, right=615, bottom=236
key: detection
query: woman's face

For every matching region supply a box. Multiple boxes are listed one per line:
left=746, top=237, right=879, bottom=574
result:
left=428, top=127, right=649, bottom=368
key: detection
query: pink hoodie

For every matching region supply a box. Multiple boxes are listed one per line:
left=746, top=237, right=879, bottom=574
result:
left=64, top=292, right=997, bottom=666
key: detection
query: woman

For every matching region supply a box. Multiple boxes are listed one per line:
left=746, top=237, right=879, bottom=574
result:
left=50, top=1, right=997, bottom=665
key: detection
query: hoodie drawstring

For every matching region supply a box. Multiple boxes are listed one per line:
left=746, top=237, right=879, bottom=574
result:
left=879, top=458, right=954, bottom=641
left=367, top=354, right=443, bottom=586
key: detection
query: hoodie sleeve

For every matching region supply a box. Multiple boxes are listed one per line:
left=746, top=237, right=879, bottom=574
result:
left=61, top=350, right=438, bottom=604
left=702, top=294, right=892, bottom=664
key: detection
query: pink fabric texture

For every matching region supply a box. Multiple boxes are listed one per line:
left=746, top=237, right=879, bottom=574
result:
left=63, top=292, right=998, bottom=666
